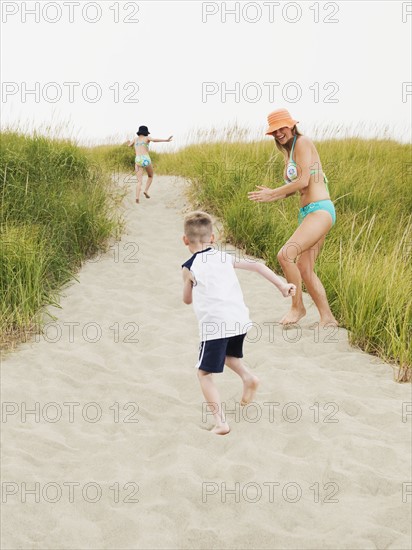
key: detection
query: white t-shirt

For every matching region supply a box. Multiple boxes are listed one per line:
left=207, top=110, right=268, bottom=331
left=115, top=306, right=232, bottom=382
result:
left=182, top=247, right=252, bottom=341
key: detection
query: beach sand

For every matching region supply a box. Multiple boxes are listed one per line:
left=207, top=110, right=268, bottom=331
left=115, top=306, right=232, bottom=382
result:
left=1, top=175, right=411, bottom=550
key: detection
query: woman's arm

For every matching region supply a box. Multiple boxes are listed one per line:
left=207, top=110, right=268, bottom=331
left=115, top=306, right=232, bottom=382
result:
left=248, top=137, right=312, bottom=202
left=149, top=135, right=173, bottom=143
left=248, top=185, right=289, bottom=202
left=248, top=178, right=306, bottom=202
left=126, top=138, right=135, bottom=147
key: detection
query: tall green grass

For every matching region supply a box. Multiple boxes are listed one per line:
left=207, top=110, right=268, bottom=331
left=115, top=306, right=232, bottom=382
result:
left=89, top=143, right=160, bottom=173
left=154, top=133, right=412, bottom=380
left=1, top=131, right=125, bottom=348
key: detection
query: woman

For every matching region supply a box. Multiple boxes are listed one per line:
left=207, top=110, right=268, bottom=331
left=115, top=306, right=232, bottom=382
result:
left=128, top=125, right=173, bottom=203
left=248, top=108, right=337, bottom=327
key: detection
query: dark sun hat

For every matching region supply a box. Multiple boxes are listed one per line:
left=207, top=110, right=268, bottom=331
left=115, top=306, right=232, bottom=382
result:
left=137, top=125, right=150, bottom=136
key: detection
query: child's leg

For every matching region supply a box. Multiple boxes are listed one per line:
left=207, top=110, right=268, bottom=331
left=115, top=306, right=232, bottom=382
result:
left=197, top=369, right=230, bottom=435
left=225, top=356, right=259, bottom=406
left=144, top=164, right=154, bottom=197
left=224, top=334, right=259, bottom=405
left=135, top=165, right=143, bottom=202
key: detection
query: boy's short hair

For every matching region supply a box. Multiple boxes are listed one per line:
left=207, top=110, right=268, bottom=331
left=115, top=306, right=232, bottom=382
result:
left=184, top=211, right=213, bottom=243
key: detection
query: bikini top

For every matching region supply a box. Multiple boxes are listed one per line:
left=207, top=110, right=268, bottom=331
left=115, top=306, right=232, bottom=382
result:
left=285, top=135, right=329, bottom=192
left=135, top=140, right=149, bottom=149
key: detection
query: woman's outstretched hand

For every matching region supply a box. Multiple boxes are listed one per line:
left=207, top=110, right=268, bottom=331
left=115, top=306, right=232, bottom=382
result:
left=248, top=186, right=277, bottom=202
left=167, top=135, right=173, bottom=142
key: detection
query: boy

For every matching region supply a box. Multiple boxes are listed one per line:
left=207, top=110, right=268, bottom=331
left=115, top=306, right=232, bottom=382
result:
left=182, top=211, right=296, bottom=435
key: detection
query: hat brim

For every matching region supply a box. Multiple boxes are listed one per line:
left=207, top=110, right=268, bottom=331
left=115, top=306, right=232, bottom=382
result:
left=265, top=119, right=299, bottom=135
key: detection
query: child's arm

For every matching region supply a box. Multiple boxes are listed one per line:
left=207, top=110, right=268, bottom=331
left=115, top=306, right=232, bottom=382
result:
left=234, top=259, right=296, bottom=297
left=149, top=136, right=173, bottom=143
left=182, top=267, right=194, bottom=304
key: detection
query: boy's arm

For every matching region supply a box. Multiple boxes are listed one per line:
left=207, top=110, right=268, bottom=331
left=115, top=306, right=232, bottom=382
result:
left=182, top=267, right=194, bottom=304
left=234, top=259, right=296, bottom=297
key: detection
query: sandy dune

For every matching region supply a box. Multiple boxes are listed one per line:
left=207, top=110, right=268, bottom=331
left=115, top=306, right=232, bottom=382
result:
left=1, top=175, right=411, bottom=550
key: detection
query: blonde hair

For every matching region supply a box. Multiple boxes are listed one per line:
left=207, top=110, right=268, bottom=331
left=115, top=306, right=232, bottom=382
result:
left=274, top=125, right=303, bottom=160
left=184, top=211, right=213, bottom=243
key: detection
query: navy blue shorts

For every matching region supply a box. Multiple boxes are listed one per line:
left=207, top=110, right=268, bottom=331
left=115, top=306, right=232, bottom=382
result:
left=196, top=333, right=247, bottom=374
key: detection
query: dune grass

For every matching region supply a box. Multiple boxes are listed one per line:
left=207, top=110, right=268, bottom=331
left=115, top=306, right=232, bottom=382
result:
left=5, top=128, right=409, bottom=380
left=89, top=142, right=160, bottom=173
left=0, top=131, right=125, bottom=348
left=151, top=133, right=411, bottom=380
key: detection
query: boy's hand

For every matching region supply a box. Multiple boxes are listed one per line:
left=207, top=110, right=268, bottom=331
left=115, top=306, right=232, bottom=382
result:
left=182, top=267, right=195, bottom=304
left=182, top=267, right=196, bottom=286
left=281, top=283, right=296, bottom=297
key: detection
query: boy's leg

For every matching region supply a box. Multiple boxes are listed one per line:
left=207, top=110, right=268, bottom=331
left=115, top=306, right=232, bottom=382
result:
left=225, top=356, right=259, bottom=406
left=197, top=370, right=230, bottom=435
left=225, top=334, right=259, bottom=405
left=196, top=338, right=230, bottom=435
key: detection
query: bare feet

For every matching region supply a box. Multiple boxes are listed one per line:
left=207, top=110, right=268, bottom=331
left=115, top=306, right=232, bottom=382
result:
left=319, top=317, right=339, bottom=328
left=240, top=374, right=259, bottom=406
left=212, top=423, right=230, bottom=435
left=144, top=191, right=150, bottom=199
left=280, top=306, right=306, bottom=325
left=135, top=198, right=140, bottom=204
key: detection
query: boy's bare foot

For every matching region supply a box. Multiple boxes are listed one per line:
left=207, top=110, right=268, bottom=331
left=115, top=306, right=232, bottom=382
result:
left=240, top=374, right=259, bottom=406
left=280, top=306, right=306, bottom=325
left=144, top=191, right=150, bottom=199
left=212, top=422, right=230, bottom=435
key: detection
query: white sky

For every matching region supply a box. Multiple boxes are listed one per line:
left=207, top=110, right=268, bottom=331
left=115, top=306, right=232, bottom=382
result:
left=1, top=0, right=411, bottom=150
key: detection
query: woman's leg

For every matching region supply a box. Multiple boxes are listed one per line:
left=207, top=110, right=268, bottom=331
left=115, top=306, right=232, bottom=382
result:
left=278, top=252, right=305, bottom=325
left=277, top=210, right=333, bottom=324
left=144, top=164, right=154, bottom=198
left=135, top=165, right=143, bottom=203
left=296, top=234, right=338, bottom=326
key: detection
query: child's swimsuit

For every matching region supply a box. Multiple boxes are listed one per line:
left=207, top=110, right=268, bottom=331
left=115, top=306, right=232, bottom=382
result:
left=285, top=135, right=336, bottom=226
left=135, top=140, right=151, bottom=167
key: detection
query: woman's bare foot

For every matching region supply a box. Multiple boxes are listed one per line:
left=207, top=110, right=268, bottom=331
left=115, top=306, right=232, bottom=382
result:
left=240, top=374, right=259, bottom=406
left=212, top=422, right=230, bottom=435
left=144, top=191, right=150, bottom=199
left=319, top=316, right=339, bottom=328
left=280, top=306, right=306, bottom=325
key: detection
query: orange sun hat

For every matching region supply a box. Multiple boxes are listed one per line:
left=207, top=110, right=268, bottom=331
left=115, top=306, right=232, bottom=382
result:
left=265, top=108, right=299, bottom=135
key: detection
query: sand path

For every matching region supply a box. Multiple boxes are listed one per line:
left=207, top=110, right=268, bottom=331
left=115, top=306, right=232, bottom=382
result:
left=1, top=175, right=411, bottom=549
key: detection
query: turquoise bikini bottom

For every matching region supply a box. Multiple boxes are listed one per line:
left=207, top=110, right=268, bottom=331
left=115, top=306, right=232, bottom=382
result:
left=135, top=154, right=151, bottom=167
left=298, top=199, right=336, bottom=226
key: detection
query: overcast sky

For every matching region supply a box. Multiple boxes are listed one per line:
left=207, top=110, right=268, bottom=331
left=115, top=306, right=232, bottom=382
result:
left=1, top=0, right=411, bottom=149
